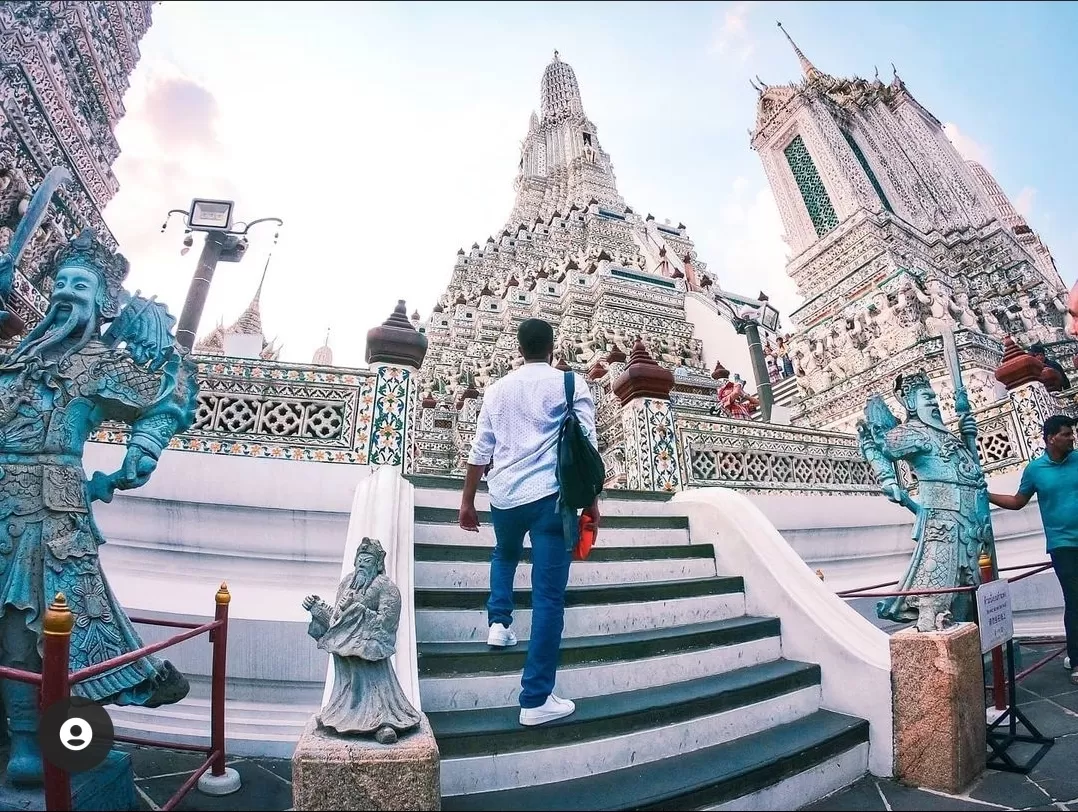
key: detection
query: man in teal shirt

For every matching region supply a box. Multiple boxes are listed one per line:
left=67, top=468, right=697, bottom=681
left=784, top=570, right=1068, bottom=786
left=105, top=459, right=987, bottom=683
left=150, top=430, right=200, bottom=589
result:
left=990, top=415, right=1078, bottom=684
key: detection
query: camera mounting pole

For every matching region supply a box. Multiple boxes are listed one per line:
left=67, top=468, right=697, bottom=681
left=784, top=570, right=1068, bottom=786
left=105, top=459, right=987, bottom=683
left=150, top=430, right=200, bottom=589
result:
left=161, top=201, right=282, bottom=354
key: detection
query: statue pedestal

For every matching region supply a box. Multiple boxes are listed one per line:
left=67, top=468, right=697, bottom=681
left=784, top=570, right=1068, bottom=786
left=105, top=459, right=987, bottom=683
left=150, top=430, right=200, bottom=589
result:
left=0, top=750, right=136, bottom=811
left=292, top=715, right=440, bottom=811
left=891, top=623, right=986, bottom=793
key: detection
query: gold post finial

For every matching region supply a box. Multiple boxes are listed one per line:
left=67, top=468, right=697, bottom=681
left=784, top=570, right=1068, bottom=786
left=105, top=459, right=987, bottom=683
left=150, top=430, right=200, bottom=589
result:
left=44, top=592, right=74, bottom=635
left=978, top=552, right=993, bottom=569
left=216, top=582, right=231, bottom=605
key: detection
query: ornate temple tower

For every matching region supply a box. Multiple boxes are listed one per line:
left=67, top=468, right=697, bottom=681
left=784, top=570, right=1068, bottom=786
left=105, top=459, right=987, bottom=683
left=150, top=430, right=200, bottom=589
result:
left=0, top=1, right=154, bottom=322
left=412, top=52, right=760, bottom=482
left=752, top=24, right=1074, bottom=432
left=964, top=160, right=1062, bottom=290
left=194, top=278, right=281, bottom=362
left=508, top=51, right=624, bottom=226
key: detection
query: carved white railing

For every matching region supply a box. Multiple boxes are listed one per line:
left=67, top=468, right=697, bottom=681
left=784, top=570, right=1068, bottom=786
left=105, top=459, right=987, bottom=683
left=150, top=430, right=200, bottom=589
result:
left=91, top=356, right=382, bottom=465
left=677, top=415, right=880, bottom=493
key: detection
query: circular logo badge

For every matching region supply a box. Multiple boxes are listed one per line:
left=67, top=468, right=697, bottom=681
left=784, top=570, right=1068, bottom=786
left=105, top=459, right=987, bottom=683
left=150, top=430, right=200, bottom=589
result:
left=39, top=698, right=114, bottom=773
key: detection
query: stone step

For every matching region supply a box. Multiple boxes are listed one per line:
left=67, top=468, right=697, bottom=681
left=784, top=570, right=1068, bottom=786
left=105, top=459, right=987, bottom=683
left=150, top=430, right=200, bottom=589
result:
left=433, top=660, right=822, bottom=796
left=415, top=556, right=717, bottom=590
left=440, top=709, right=868, bottom=810
left=416, top=590, right=747, bottom=643
left=414, top=541, right=714, bottom=563
left=413, top=506, right=691, bottom=548
left=409, top=485, right=672, bottom=515
left=108, top=696, right=311, bottom=759
left=411, top=472, right=672, bottom=504
left=416, top=576, right=741, bottom=610
left=418, top=617, right=782, bottom=711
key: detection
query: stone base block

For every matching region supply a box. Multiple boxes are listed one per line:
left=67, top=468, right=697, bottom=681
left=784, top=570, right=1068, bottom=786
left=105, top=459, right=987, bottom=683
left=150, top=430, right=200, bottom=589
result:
left=0, top=750, right=136, bottom=811
left=891, top=622, right=986, bottom=793
left=292, top=715, right=440, bottom=811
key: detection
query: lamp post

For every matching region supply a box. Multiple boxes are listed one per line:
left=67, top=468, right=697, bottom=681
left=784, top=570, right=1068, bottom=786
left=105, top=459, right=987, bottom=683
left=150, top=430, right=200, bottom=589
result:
left=161, top=199, right=283, bottom=353
left=712, top=292, right=780, bottom=423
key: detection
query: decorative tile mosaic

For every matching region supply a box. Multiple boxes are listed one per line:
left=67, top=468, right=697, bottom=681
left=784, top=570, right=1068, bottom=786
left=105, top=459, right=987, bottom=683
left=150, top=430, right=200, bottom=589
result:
left=368, top=365, right=412, bottom=467
left=784, top=134, right=839, bottom=237
left=91, top=355, right=380, bottom=466
left=621, top=398, right=681, bottom=492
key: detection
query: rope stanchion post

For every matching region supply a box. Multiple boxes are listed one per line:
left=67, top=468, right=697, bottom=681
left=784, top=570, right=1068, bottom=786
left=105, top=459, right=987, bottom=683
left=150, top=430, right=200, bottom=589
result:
left=211, top=582, right=229, bottom=776
left=980, top=553, right=1007, bottom=712
left=41, top=593, right=73, bottom=812
left=196, top=582, right=241, bottom=797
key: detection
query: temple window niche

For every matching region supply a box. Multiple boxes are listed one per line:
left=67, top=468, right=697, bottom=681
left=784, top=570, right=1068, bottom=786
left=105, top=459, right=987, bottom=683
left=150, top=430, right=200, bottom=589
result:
left=783, top=134, right=840, bottom=237
left=841, top=129, right=893, bottom=213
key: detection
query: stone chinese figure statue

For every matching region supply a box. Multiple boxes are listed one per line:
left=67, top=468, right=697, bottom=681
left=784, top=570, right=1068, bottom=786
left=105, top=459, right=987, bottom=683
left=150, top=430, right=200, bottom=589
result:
left=302, top=537, right=422, bottom=744
left=0, top=227, right=199, bottom=783
left=856, top=373, right=994, bottom=633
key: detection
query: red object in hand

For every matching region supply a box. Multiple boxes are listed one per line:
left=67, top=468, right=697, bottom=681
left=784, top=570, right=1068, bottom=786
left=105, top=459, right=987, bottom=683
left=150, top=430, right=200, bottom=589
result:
left=574, top=513, right=598, bottom=561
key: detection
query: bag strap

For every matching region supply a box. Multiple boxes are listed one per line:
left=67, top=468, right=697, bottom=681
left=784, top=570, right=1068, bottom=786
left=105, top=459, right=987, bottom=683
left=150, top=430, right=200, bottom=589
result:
left=563, top=370, right=575, bottom=414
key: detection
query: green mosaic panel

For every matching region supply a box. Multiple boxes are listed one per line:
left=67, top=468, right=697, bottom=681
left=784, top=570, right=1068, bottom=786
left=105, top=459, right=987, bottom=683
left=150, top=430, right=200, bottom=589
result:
left=842, top=130, right=893, bottom=213
left=784, top=135, right=840, bottom=237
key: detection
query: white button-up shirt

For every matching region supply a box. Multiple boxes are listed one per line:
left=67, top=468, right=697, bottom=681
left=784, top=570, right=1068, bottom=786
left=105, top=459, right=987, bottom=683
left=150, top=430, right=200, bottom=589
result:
left=467, top=362, right=598, bottom=510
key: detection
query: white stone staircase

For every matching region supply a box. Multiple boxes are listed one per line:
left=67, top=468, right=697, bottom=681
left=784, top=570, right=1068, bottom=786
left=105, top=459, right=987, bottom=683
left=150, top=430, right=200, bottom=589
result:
left=407, top=476, right=874, bottom=810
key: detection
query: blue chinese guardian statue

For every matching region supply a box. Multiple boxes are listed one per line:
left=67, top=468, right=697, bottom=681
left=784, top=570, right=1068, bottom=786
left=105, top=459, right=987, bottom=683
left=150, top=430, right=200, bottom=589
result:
left=856, top=372, right=995, bottom=633
left=0, top=225, right=199, bottom=784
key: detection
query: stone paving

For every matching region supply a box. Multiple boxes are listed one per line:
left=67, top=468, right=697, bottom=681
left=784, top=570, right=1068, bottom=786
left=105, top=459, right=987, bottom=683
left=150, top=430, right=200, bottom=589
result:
left=120, top=647, right=1076, bottom=811
left=808, top=647, right=1078, bottom=812
left=125, top=747, right=293, bottom=811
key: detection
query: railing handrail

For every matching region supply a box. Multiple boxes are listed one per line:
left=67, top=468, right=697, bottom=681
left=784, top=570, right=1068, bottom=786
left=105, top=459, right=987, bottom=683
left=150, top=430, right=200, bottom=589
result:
left=38, top=585, right=232, bottom=812
left=836, top=559, right=1053, bottom=600
left=70, top=618, right=222, bottom=684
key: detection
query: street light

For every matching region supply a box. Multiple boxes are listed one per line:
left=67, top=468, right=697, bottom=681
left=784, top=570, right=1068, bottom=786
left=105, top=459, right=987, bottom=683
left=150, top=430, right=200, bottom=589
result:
left=711, top=291, right=780, bottom=422
left=161, top=199, right=283, bottom=353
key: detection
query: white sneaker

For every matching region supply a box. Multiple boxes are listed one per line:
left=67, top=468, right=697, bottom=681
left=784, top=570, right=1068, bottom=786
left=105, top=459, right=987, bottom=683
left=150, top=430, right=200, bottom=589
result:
left=1065, top=656, right=1072, bottom=670
left=487, top=623, right=517, bottom=647
left=548, top=693, right=574, bottom=711
left=519, top=695, right=576, bottom=727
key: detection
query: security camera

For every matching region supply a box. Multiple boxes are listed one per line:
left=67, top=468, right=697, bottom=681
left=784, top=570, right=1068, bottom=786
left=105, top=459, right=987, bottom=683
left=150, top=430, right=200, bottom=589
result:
left=182, top=234, right=194, bottom=249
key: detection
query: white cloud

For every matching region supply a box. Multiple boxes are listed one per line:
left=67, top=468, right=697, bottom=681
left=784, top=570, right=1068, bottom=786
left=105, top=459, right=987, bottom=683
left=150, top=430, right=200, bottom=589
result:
left=1014, top=186, right=1036, bottom=218
left=713, top=2, right=755, bottom=62
left=701, top=176, right=799, bottom=331
left=942, top=122, right=992, bottom=168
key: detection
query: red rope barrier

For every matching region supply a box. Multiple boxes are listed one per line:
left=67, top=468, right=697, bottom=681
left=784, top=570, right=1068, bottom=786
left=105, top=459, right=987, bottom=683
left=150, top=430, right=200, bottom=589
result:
left=128, top=615, right=205, bottom=630
left=837, top=559, right=1056, bottom=600
left=41, top=584, right=233, bottom=812
left=114, top=733, right=213, bottom=753
left=0, top=664, right=41, bottom=685
left=69, top=619, right=221, bottom=684
left=161, top=752, right=219, bottom=812
left=1006, top=563, right=1054, bottom=584
left=837, top=584, right=977, bottom=599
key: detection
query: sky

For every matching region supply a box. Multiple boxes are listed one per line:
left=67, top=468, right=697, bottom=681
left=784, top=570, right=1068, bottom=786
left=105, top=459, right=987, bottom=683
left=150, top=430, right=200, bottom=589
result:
left=102, top=0, right=1078, bottom=368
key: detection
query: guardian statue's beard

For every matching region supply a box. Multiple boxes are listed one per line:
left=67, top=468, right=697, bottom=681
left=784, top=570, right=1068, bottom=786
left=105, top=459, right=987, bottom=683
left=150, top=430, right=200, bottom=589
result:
left=12, top=298, right=98, bottom=363
left=351, top=565, right=379, bottom=591
left=915, top=403, right=948, bottom=433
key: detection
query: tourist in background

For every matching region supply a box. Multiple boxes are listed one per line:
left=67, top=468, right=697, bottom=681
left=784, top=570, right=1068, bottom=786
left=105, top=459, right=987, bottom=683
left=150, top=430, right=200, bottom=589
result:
left=988, top=415, right=1078, bottom=682
left=777, top=337, right=794, bottom=378
left=459, top=318, right=600, bottom=726
left=765, top=350, right=779, bottom=383
left=1029, top=343, right=1071, bottom=389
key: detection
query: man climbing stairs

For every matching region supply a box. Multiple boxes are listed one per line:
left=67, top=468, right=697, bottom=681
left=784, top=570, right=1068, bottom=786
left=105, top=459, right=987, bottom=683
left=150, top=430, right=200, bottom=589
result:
left=407, top=475, right=872, bottom=810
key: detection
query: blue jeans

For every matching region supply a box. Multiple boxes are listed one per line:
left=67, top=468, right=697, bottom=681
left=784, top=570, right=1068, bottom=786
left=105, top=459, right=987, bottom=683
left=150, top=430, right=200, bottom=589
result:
left=487, top=492, right=572, bottom=709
